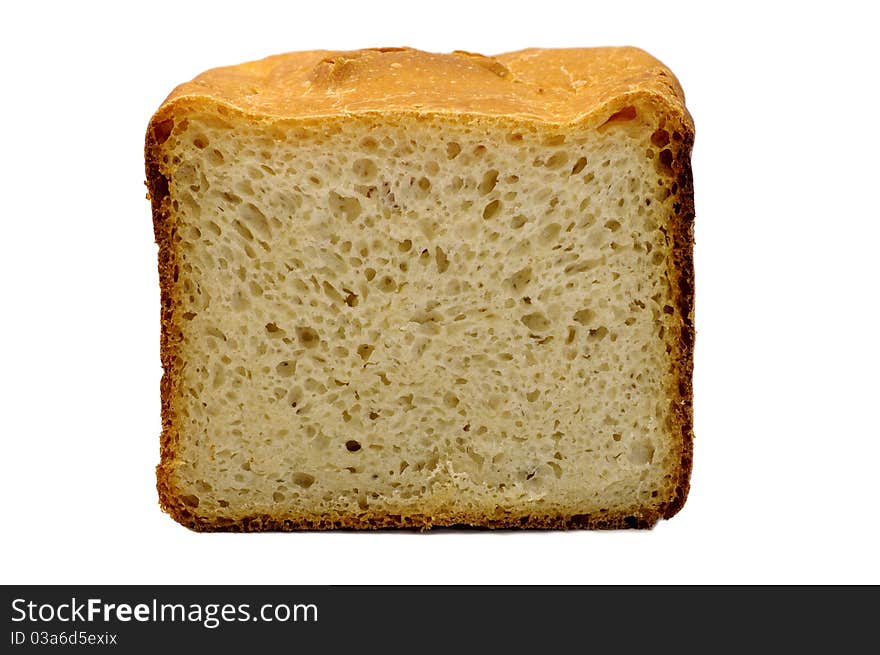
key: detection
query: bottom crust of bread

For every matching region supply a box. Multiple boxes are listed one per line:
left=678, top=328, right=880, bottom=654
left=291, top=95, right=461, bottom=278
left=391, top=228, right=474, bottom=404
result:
left=161, top=509, right=663, bottom=531
left=157, top=472, right=676, bottom=531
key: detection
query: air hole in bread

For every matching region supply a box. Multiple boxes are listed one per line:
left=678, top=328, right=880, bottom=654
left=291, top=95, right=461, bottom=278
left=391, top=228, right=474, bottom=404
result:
left=506, top=266, right=532, bottom=292
left=435, top=247, right=450, bottom=273
left=379, top=275, right=397, bottom=292
left=539, top=222, right=561, bottom=244
left=153, top=118, right=174, bottom=144
left=357, top=344, right=375, bottom=362
left=329, top=191, right=362, bottom=221
left=479, top=169, right=499, bottom=195
left=352, top=158, right=377, bottom=180
left=293, top=472, right=316, bottom=488
left=651, top=129, right=670, bottom=147
left=656, top=149, right=674, bottom=176
left=521, top=312, right=550, bottom=332
left=241, top=203, right=270, bottom=238
left=482, top=199, right=501, bottom=220
left=600, top=105, right=638, bottom=129
left=296, top=327, right=320, bottom=348
left=570, top=157, right=588, bottom=175
left=573, top=309, right=595, bottom=325
left=545, top=151, right=569, bottom=169
left=440, top=392, right=459, bottom=409
left=265, top=322, right=285, bottom=336
left=180, top=494, right=200, bottom=508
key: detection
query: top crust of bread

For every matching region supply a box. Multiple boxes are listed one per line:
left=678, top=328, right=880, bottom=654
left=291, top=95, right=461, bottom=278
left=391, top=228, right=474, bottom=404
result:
left=146, top=47, right=694, bottom=531
left=152, top=47, right=692, bottom=128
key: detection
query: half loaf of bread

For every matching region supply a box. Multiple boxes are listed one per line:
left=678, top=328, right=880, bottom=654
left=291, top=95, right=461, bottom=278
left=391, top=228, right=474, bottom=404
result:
left=145, top=47, right=694, bottom=530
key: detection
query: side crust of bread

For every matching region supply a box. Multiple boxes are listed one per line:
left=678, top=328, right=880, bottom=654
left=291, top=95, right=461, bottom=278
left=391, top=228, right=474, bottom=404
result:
left=146, top=47, right=694, bottom=531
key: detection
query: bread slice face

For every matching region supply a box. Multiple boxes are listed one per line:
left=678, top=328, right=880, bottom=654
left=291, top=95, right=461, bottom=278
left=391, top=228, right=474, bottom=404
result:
left=146, top=47, right=694, bottom=530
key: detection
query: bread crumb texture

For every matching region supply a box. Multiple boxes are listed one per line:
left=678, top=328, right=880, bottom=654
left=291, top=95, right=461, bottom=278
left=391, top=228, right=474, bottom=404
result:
left=146, top=47, right=694, bottom=530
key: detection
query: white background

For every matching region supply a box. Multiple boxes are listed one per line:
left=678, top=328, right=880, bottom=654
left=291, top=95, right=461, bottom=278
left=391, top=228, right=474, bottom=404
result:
left=3, top=0, right=878, bottom=584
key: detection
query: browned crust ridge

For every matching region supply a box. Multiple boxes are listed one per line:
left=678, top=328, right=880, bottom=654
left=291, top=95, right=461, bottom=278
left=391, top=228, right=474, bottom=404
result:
left=146, top=46, right=694, bottom=531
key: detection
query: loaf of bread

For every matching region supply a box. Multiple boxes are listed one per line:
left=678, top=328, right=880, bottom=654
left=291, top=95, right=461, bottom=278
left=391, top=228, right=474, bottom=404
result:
left=145, top=47, right=694, bottom=530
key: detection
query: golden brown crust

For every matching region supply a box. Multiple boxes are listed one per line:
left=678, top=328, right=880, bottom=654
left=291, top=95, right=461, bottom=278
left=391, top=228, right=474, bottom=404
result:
left=145, top=118, right=187, bottom=526
left=659, top=121, right=695, bottom=521
left=151, top=507, right=663, bottom=532
left=156, top=46, right=692, bottom=129
left=146, top=47, right=694, bottom=531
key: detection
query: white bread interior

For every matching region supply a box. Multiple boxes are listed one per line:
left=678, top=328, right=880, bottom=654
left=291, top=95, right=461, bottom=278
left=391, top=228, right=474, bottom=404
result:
left=154, top=101, right=690, bottom=528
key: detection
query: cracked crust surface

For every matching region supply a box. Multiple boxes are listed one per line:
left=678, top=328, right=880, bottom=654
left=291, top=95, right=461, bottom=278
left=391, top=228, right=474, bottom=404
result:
left=153, top=47, right=691, bottom=127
